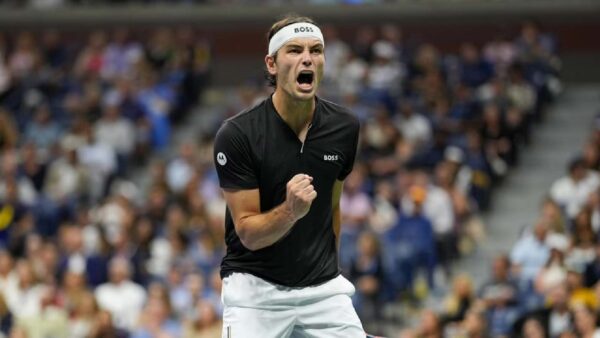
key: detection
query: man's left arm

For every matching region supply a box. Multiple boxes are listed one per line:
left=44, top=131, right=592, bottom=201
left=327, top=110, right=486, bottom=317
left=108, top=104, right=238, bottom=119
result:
left=332, top=179, right=344, bottom=251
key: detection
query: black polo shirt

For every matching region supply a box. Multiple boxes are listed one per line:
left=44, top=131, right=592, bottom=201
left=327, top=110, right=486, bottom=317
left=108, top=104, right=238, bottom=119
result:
left=213, top=95, right=360, bottom=287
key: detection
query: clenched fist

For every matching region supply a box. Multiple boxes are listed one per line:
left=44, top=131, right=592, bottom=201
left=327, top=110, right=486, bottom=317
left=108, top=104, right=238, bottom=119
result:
left=285, top=173, right=317, bottom=222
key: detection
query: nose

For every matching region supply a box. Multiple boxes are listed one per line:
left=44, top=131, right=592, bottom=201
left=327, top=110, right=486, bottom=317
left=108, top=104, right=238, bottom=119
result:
left=301, top=50, right=312, bottom=67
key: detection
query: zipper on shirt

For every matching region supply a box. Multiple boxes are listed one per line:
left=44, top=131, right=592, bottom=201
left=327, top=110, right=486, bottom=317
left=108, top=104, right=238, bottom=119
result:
left=300, top=123, right=312, bottom=154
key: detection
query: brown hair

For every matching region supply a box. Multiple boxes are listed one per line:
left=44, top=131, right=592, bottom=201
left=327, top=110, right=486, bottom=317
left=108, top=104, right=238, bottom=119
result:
left=265, top=14, right=318, bottom=87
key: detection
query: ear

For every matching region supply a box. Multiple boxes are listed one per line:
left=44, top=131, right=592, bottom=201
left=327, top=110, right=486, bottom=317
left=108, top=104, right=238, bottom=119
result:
left=265, top=54, right=277, bottom=77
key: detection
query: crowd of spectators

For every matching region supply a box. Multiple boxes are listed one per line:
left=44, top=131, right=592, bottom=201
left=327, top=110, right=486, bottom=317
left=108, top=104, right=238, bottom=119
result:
left=397, top=115, right=600, bottom=338
left=0, top=27, right=215, bottom=337
left=317, top=22, right=563, bottom=337
left=0, top=18, right=573, bottom=338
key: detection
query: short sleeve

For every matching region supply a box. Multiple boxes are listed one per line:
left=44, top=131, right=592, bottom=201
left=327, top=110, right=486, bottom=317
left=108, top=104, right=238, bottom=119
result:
left=337, top=118, right=360, bottom=181
left=213, top=121, right=258, bottom=190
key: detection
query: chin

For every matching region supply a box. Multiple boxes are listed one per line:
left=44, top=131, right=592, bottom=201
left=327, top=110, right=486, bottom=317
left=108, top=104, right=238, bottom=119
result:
left=294, top=91, right=316, bottom=101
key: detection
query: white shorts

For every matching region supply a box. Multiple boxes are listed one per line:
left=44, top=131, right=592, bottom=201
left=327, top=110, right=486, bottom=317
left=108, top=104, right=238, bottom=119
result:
left=221, top=272, right=365, bottom=338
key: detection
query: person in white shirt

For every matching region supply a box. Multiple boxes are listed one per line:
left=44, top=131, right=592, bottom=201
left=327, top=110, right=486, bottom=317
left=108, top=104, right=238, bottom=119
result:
left=94, top=104, right=135, bottom=161
left=0, top=250, right=16, bottom=300
left=394, top=101, right=432, bottom=151
left=165, top=141, right=197, bottom=195
left=510, top=218, right=551, bottom=286
left=550, top=158, right=600, bottom=220
left=77, top=123, right=117, bottom=202
left=94, top=256, right=146, bottom=332
left=4, top=259, right=48, bottom=319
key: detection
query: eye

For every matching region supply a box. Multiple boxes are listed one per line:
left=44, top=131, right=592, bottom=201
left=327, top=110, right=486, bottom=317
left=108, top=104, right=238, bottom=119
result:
left=311, top=47, right=323, bottom=54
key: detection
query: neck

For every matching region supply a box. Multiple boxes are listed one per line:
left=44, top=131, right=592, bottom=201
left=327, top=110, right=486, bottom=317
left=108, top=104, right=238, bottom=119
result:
left=272, top=89, right=315, bottom=135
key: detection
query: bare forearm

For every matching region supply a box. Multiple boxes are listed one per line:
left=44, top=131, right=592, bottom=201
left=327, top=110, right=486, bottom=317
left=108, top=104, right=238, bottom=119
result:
left=237, top=202, right=297, bottom=251
left=225, top=174, right=317, bottom=251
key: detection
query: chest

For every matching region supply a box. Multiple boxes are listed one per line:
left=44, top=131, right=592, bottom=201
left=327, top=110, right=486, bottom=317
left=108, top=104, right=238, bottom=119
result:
left=264, top=128, right=345, bottom=184
left=254, top=124, right=348, bottom=208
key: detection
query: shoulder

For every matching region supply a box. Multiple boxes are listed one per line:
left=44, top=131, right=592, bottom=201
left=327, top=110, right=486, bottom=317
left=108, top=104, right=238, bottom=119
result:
left=318, top=98, right=360, bottom=131
left=216, top=100, right=268, bottom=140
left=223, top=98, right=268, bottom=130
left=126, top=281, right=146, bottom=296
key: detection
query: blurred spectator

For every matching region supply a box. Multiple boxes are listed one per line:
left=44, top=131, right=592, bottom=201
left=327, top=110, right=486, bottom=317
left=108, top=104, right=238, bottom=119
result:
left=521, top=317, right=547, bottom=338
left=535, top=243, right=568, bottom=295
left=479, top=254, right=519, bottom=308
left=94, top=103, right=136, bottom=174
left=410, top=309, right=443, bottom=338
left=338, top=50, right=368, bottom=98
left=442, top=274, right=474, bottom=324
left=135, top=66, right=174, bottom=151
left=8, top=32, right=39, bottom=80
left=321, top=25, right=350, bottom=86
left=74, top=30, right=107, bottom=79
left=513, top=283, right=573, bottom=338
left=57, top=224, right=109, bottom=288
left=77, top=123, right=117, bottom=202
left=0, top=110, right=18, bottom=151
left=385, top=184, right=436, bottom=295
left=394, top=100, right=432, bottom=151
left=368, top=179, right=398, bottom=234
left=480, top=255, right=521, bottom=338
left=68, top=291, right=99, bottom=338
left=566, top=208, right=597, bottom=272
left=170, top=271, right=205, bottom=319
left=23, top=105, right=61, bottom=154
left=166, top=141, right=198, bottom=195
left=571, top=304, right=600, bottom=338
left=182, top=299, right=221, bottom=338
left=566, top=265, right=596, bottom=310
left=445, top=310, right=488, bottom=338
left=483, top=35, right=517, bottom=76
left=101, top=28, right=143, bottom=82
left=349, top=232, right=384, bottom=323
left=94, top=257, right=146, bottom=331
left=366, top=40, right=403, bottom=108
left=511, top=218, right=551, bottom=287
left=456, top=43, right=494, bottom=89
left=340, top=167, right=372, bottom=270
left=583, top=244, right=600, bottom=288
left=550, top=158, right=600, bottom=221
left=87, top=309, right=128, bottom=338
left=4, top=259, right=48, bottom=319
left=131, top=296, right=181, bottom=338
left=402, top=170, right=455, bottom=279
left=15, top=285, right=69, bottom=338
left=0, top=293, right=13, bottom=337
left=541, top=197, right=567, bottom=234
left=43, top=137, right=88, bottom=212
left=352, top=26, right=377, bottom=63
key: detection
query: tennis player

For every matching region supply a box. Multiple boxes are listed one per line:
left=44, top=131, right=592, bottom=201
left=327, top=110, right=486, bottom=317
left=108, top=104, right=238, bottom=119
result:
left=214, top=14, right=364, bottom=337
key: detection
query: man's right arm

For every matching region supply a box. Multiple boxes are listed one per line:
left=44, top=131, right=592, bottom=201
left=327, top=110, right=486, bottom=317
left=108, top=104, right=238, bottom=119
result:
left=223, top=174, right=316, bottom=251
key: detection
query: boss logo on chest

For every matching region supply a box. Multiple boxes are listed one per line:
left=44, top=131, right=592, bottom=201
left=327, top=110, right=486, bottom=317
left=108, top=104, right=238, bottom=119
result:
left=323, top=154, right=339, bottom=161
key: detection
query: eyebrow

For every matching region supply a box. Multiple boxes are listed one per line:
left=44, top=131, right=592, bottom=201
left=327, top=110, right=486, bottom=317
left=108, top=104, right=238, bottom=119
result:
left=284, top=42, right=324, bottom=50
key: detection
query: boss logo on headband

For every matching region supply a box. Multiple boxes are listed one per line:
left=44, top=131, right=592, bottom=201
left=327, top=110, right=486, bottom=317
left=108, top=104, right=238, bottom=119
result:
left=294, top=26, right=314, bottom=33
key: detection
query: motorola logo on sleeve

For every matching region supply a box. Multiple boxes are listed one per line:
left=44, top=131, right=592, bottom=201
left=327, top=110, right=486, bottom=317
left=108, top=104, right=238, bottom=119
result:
left=217, top=152, right=227, bottom=166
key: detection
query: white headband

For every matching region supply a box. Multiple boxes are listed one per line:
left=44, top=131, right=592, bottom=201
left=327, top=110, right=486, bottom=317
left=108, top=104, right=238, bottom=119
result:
left=268, top=22, right=325, bottom=56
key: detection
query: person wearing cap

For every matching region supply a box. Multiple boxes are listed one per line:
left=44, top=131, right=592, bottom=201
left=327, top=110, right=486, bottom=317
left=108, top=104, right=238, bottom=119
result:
left=213, top=14, right=363, bottom=337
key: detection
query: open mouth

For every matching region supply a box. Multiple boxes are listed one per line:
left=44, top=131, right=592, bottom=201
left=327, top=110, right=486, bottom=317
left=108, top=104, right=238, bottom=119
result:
left=296, top=71, right=314, bottom=90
